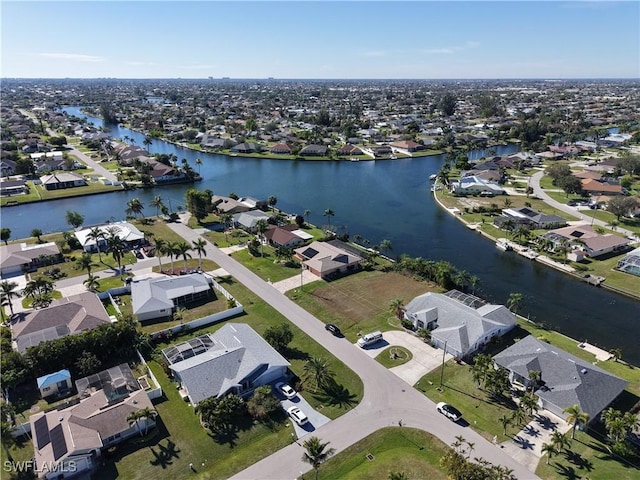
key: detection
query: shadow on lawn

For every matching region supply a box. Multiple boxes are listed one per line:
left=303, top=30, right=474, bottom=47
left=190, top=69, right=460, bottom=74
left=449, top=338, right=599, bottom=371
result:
left=149, top=439, right=181, bottom=469
left=444, top=384, right=517, bottom=410
left=207, top=414, right=254, bottom=448
left=313, top=380, right=358, bottom=409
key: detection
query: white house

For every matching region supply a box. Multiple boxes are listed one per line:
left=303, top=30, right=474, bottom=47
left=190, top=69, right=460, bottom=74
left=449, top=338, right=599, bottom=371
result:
left=451, top=175, right=505, bottom=196
left=74, top=221, right=145, bottom=253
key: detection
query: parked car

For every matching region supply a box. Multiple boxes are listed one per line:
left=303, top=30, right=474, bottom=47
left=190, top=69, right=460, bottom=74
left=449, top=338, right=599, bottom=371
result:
left=275, top=382, right=297, bottom=400
left=325, top=323, right=341, bottom=336
left=436, top=402, right=462, bottom=422
left=287, top=406, right=308, bottom=425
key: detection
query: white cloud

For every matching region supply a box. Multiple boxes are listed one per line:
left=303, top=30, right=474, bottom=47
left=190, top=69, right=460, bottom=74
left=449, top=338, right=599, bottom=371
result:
left=39, top=53, right=105, bottom=62
left=422, top=41, right=480, bottom=55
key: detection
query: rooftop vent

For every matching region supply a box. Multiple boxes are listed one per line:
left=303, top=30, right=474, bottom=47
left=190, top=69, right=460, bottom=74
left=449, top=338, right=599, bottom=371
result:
left=581, top=368, right=588, bottom=374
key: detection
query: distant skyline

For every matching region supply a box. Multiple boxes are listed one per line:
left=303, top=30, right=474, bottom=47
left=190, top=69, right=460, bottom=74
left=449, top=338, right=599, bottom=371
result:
left=1, top=1, right=639, bottom=79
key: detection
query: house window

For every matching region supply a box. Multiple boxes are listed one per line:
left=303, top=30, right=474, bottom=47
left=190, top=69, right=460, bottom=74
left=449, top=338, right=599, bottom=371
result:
left=43, top=386, right=51, bottom=392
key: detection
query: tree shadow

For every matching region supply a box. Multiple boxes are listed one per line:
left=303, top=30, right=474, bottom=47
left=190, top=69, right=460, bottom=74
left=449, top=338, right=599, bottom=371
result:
left=313, top=380, right=358, bottom=408
left=149, top=439, right=180, bottom=469
left=554, top=463, right=579, bottom=480
left=207, top=414, right=254, bottom=448
left=563, top=449, right=594, bottom=472
left=283, top=346, right=310, bottom=361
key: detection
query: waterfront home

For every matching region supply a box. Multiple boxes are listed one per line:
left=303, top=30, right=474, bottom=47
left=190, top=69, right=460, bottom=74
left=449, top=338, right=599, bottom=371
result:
left=539, top=224, right=630, bottom=258
left=163, top=323, right=290, bottom=404
left=74, top=221, right=145, bottom=253
left=0, top=241, right=62, bottom=277
left=263, top=225, right=306, bottom=249
left=269, top=143, right=292, bottom=155
left=30, top=364, right=155, bottom=479
left=211, top=195, right=251, bottom=214
left=0, top=159, right=16, bottom=176
left=11, top=292, right=112, bottom=353
left=0, top=179, right=28, bottom=196
left=231, top=142, right=263, bottom=154
left=390, top=140, right=423, bottom=155
left=39, top=172, right=87, bottom=190
left=232, top=210, right=272, bottom=232
left=403, top=290, right=516, bottom=360
left=450, top=175, right=505, bottom=196
left=616, top=247, right=640, bottom=277
left=131, top=273, right=212, bottom=322
left=294, top=240, right=364, bottom=280
left=338, top=144, right=363, bottom=157
left=37, top=369, right=72, bottom=399
left=493, top=335, right=627, bottom=422
left=497, top=207, right=567, bottom=229
left=299, top=144, right=328, bottom=156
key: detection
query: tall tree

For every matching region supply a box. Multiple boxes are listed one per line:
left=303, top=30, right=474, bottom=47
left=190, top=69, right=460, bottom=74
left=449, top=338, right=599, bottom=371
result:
left=75, top=253, right=96, bottom=275
left=150, top=195, right=165, bottom=217
left=507, top=292, right=523, bottom=314
left=301, top=436, right=335, bottom=480
left=303, top=357, right=335, bottom=392
left=174, top=241, right=192, bottom=272
left=255, top=219, right=269, bottom=257
left=126, top=198, right=145, bottom=218
left=541, top=442, right=558, bottom=465
left=389, top=298, right=404, bottom=320
left=563, top=404, right=590, bottom=439
left=65, top=210, right=85, bottom=229
left=31, top=228, right=43, bottom=243
left=185, top=188, right=211, bottom=223
left=85, top=227, right=106, bottom=261
left=153, top=238, right=166, bottom=271
left=323, top=208, right=335, bottom=228
left=267, top=195, right=278, bottom=211
left=106, top=233, right=128, bottom=279
left=83, top=273, right=100, bottom=292
left=1, top=228, right=11, bottom=245
left=607, top=196, right=638, bottom=221
left=0, top=281, right=20, bottom=317
left=192, top=238, right=207, bottom=270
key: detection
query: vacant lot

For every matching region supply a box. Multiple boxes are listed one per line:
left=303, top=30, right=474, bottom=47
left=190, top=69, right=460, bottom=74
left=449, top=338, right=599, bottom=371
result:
left=289, top=270, right=438, bottom=341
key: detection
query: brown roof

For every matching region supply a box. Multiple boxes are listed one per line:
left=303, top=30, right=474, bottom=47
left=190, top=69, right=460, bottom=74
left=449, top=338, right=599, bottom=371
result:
left=0, top=242, right=60, bottom=270
left=581, top=178, right=623, bottom=194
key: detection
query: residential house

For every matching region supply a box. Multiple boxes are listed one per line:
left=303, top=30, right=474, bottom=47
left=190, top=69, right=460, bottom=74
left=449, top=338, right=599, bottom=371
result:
left=403, top=290, right=516, bottom=359
left=0, top=242, right=62, bottom=277
left=0, top=159, right=16, bottom=177
left=299, top=144, right=328, bottom=156
left=493, top=335, right=627, bottom=422
left=391, top=140, right=423, bottom=155
left=497, top=207, right=567, bottom=229
left=539, top=224, right=630, bottom=258
left=338, top=144, right=363, bottom=157
left=232, top=210, right=271, bottom=232
left=74, top=221, right=145, bottom=253
left=211, top=195, right=251, bottom=214
left=269, top=143, right=291, bottom=155
left=451, top=175, right=505, bottom=196
left=12, top=292, right=112, bottom=353
left=231, top=142, right=263, bottom=154
left=617, top=247, right=640, bottom=277
left=37, top=369, right=72, bottom=399
left=580, top=178, right=624, bottom=196
left=131, top=273, right=212, bottom=322
left=163, top=323, right=290, bottom=404
left=39, top=172, right=86, bottom=190
left=0, top=179, right=28, bottom=196
left=30, top=364, right=155, bottom=479
left=264, top=225, right=306, bottom=249
left=294, top=240, right=363, bottom=279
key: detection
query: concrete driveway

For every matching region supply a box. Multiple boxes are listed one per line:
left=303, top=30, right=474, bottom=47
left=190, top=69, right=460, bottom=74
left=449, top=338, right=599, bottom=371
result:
left=357, top=330, right=452, bottom=386
left=273, top=381, right=331, bottom=439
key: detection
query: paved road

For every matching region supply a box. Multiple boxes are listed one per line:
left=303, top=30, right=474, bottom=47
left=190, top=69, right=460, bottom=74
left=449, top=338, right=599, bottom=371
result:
left=165, top=221, right=540, bottom=480
left=530, top=170, right=635, bottom=239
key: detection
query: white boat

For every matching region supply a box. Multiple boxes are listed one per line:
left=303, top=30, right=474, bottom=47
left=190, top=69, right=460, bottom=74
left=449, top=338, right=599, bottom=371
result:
left=350, top=157, right=359, bottom=162
left=496, top=240, right=513, bottom=251
left=429, top=174, right=437, bottom=181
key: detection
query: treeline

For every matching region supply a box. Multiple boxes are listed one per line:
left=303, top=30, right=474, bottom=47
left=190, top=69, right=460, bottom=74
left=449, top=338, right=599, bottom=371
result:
left=393, top=254, right=479, bottom=293
left=1, top=318, right=150, bottom=393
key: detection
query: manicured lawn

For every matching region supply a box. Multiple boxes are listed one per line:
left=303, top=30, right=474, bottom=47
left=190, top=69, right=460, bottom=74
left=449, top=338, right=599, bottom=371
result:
left=31, top=250, right=137, bottom=281
left=308, top=427, right=449, bottom=480
left=580, top=210, right=640, bottom=235
left=418, top=361, right=519, bottom=443
left=535, top=432, right=640, bottom=480
left=36, top=182, right=123, bottom=201
left=203, top=228, right=253, bottom=248
left=567, top=252, right=640, bottom=296
left=231, top=247, right=302, bottom=283
left=21, top=290, right=62, bottom=308
left=375, top=346, right=413, bottom=368
left=286, top=270, right=438, bottom=342
left=131, top=218, right=193, bottom=245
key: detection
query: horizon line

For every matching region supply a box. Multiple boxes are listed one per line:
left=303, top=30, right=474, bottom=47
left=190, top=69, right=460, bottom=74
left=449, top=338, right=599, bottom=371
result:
left=3, top=76, right=640, bottom=81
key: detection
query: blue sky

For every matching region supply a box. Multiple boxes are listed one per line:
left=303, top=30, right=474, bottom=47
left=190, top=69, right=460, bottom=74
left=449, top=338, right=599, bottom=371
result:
left=2, top=1, right=639, bottom=79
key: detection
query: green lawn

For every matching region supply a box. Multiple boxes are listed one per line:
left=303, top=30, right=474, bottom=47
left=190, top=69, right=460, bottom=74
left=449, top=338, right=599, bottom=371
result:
left=308, top=427, right=449, bottom=480
left=231, top=247, right=302, bottom=283
left=21, top=290, right=62, bottom=308
left=566, top=252, right=640, bottom=295
left=375, top=346, right=413, bottom=368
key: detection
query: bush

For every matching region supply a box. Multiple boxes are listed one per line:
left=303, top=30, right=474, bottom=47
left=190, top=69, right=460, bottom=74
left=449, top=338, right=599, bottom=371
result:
left=401, top=319, right=415, bottom=330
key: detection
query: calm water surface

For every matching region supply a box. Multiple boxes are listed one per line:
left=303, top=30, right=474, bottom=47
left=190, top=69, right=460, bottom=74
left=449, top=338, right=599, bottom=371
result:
left=2, top=107, right=638, bottom=363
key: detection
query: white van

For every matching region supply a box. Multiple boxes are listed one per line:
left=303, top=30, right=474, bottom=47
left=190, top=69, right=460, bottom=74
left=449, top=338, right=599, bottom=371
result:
left=357, top=331, right=383, bottom=348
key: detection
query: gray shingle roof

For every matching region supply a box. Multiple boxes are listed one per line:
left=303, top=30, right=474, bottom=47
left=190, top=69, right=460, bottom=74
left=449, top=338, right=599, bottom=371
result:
left=493, top=335, right=628, bottom=420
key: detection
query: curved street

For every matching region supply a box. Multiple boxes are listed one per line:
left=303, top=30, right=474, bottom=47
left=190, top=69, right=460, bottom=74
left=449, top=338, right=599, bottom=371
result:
left=164, top=221, right=540, bottom=480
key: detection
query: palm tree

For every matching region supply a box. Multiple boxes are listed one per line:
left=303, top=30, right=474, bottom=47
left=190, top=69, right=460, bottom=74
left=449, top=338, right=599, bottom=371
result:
left=31, top=228, right=43, bottom=243
left=76, top=253, right=96, bottom=275
left=541, top=442, right=558, bottom=465
left=609, top=348, right=622, bottom=362
left=519, top=392, right=539, bottom=417
left=507, top=292, right=523, bottom=314
left=469, top=275, right=480, bottom=295
left=143, top=136, right=153, bottom=153
left=85, top=227, right=106, bottom=261
left=304, top=209, right=311, bottom=225
left=126, top=411, right=142, bottom=434
left=150, top=195, right=165, bottom=217
left=126, top=198, right=144, bottom=219
left=152, top=238, right=167, bottom=271
left=511, top=406, right=526, bottom=427
left=165, top=241, right=179, bottom=273
left=388, top=472, right=408, bottom=480
left=323, top=208, right=335, bottom=228
left=0, top=280, right=20, bottom=318
left=379, top=239, right=393, bottom=257
left=174, top=241, right=192, bottom=272
left=301, top=436, right=335, bottom=480
left=498, top=414, right=512, bottom=436
left=550, top=431, right=571, bottom=453
left=137, top=407, right=157, bottom=436
left=83, top=274, right=100, bottom=292
left=267, top=195, right=278, bottom=212
left=255, top=219, right=269, bottom=257
left=389, top=298, right=404, bottom=320
left=220, top=213, right=233, bottom=242
left=192, top=238, right=207, bottom=270
left=563, top=404, right=590, bottom=439
left=106, top=234, right=128, bottom=279
left=195, top=157, right=202, bottom=173
left=303, top=357, right=335, bottom=392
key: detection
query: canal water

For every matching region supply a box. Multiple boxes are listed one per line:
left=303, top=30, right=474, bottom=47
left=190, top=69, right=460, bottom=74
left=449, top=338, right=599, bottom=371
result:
left=2, top=107, right=638, bottom=363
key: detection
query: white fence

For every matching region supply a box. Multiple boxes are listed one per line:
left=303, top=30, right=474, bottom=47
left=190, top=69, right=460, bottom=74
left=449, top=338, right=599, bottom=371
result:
left=136, top=349, right=163, bottom=400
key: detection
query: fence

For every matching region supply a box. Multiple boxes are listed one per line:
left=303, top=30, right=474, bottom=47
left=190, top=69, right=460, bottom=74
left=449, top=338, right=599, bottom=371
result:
left=136, top=349, right=163, bottom=400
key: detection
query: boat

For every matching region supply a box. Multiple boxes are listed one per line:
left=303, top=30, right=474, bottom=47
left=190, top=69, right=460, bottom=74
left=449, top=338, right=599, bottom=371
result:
left=350, top=157, right=359, bottom=162
left=496, top=240, right=513, bottom=251
left=429, top=174, right=437, bottom=181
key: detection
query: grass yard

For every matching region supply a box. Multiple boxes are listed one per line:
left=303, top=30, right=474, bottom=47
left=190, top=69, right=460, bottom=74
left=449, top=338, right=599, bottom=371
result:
left=307, top=427, right=449, bottom=480
left=21, top=290, right=62, bottom=308
left=203, top=228, right=252, bottom=248
left=131, top=218, right=193, bottom=245
left=287, top=270, right=437, bottom=342
left=567, top=251, right=640, bottom=295
left=231, top=247, right=302, bottom=283
left=375, top=346, right=413, bottom=368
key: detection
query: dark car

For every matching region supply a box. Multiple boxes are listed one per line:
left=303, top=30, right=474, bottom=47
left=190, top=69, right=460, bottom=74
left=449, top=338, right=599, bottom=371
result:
left=325, top=323, right=341, bottom=336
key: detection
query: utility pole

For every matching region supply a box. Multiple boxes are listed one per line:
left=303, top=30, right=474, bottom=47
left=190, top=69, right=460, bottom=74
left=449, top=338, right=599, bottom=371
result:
left=439, top=340, right=448, bottom=389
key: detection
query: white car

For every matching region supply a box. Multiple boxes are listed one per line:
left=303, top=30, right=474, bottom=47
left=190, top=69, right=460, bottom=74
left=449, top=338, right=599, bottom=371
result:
left=436, top=402, right=462, bottom=422
left=287, top=406, right=308, bottom=426
left=275, top=382, right=297, bottom=400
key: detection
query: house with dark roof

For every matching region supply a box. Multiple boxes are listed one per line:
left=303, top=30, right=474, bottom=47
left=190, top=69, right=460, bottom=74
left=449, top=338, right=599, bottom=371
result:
left=39, top=172, right=86, bottom=190
left=30, top=364, right=155, bottom=479
left=299, top=144, right=328, bottom=156
left=403, top=290, right=516, bottom=359
left=163, top=323, right=290, bottom=404
left=497, top=207, right=567, bottom=229
left=269, top=143, right=291, bottom=155
left=12, top=292, right=112, bottom=353
left=231, top=142, right=263, bottom=154
left=0, top=179, right=28, bottom=196
left=0, top=242, right=62, bottom=277
left=211, top=195, right=251, bottom=214
left=131, top=273, right=212, bottom=322
left=264, top=225, right=306, bottom=249
left=493, top=335, right=627, bottom=422
left=294, top=240, right=363, bottom=279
